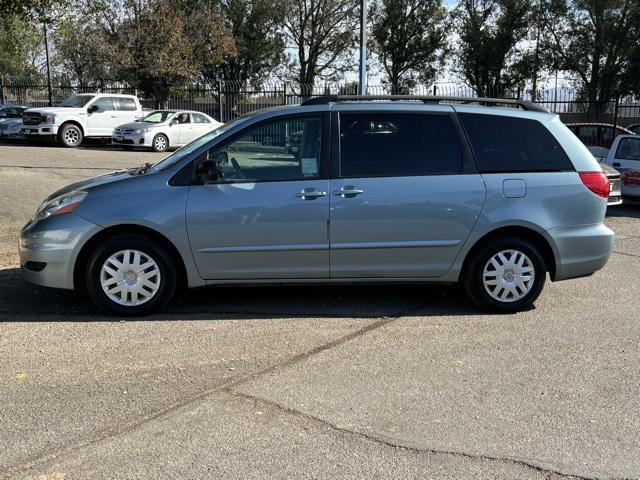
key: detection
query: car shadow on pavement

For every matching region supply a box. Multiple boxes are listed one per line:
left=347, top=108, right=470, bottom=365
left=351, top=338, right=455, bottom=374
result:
left=0, top=139, right=170, bottom=153
left=608, top=203, right=640, bottom=218
left=0, top=267, right=482, bottom=321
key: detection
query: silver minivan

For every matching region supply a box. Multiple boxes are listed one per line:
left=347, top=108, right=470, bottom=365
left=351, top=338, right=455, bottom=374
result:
left=19, top=96, right=614, bottom=316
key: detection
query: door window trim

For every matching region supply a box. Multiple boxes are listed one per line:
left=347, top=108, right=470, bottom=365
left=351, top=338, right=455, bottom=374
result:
left=190, top=111, right=330, bottom=185
left=331, top=110, right=477, bottom=179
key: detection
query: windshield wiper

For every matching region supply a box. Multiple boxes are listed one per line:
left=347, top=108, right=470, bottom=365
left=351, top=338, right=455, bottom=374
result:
left=132, top=162, right=153, bottom=175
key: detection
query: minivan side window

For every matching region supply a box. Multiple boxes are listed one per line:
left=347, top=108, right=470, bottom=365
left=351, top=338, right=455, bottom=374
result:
left=615, top=137, right=640, bottom=161
left=339, top=113, right=463, bottom=177
left=209, top=115, right=322, bottom=182
left=460, top=113, right=573, bottom=173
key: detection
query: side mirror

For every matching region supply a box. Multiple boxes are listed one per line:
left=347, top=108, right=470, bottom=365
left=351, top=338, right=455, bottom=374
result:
left=170, top=119, right=179, bottom=126
left=195, top=159, right=219, bottom=184
left=211, top=150, right=228, bottom=165
left=88, top=105, right=99, bottom=113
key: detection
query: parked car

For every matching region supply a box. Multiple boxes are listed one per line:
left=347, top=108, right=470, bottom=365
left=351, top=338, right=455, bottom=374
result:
left=22, top=93, right=143, bottom=147
left=565, top=122, right=635, bottom=148
left=112, top=110, right=222, bottom=152
left=0, top=104, right=29, bottom=121
left=20, top=95, right=614, bottom=316
left=0, top=118, right=25, bottom=140
left=603, top=134, right=640, bottom=199
left=586, top=146, right=622, bottom=206
left=626, top=124, right=640, bottom=134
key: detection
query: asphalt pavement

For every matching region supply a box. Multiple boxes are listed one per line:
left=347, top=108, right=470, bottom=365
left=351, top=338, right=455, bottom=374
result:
left=1, top=141, right=639, bottom=479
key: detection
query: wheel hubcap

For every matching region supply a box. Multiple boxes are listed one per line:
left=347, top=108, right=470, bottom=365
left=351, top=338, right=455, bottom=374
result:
left=100, top=249, right=161, bottom=307
left=483, top=249, right=535, bottom=303
left=64, top=129, right=79, bottom=144
left=155, top=137, right=166, bottom=150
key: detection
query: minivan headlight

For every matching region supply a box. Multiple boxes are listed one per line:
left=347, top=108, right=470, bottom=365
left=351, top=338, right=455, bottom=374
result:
left=34, top=191, right=88, bottom=221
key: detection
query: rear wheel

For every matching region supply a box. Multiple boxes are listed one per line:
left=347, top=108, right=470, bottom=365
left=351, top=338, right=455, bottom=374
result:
left=85, top=234, right=177, bottom=316
left=58, top=123, right=83, bottom=147
left=463, top=236, right=546, bottom=313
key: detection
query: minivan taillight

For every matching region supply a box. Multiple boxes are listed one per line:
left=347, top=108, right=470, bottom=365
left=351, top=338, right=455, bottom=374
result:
left=579, top=171, right=610, bottom=199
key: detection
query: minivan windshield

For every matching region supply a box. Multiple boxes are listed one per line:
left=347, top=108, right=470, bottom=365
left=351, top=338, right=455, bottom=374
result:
left=142, top=111, right=175, bottom=123
left=148, top=116, right=250, bottom=173
left=59, top=95, right=95, bottom=108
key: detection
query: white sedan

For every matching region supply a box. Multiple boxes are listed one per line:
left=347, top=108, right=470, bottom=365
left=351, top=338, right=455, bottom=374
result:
left=112, top=110, right=222, bottom=152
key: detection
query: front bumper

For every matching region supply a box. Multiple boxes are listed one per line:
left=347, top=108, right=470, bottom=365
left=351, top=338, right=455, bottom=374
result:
left=19, top=213, right=102, bottom=290
left=22, top=124, right=59, bottom=136
left=111, top=132, right=151, bottom=147
left=548, top=223, right=614, bottom=281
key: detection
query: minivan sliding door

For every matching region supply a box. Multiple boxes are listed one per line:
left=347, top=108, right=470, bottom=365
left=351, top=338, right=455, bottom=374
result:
left=329, top=108, right=486, bottom=278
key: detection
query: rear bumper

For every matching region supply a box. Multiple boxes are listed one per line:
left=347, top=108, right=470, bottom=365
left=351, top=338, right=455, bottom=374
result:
left=548, top=223, right=614, bottom=281
left=19, top=214, right=102, bottom=290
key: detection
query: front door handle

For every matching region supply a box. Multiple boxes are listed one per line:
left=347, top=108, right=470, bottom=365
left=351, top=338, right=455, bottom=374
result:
left=295, top=188, right=326, bottom=200
left=333, top=185, right=364, bottom=198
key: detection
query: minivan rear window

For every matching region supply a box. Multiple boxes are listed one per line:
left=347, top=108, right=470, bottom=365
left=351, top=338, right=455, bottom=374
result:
left=460, top=113, right=573, bottom=173
left=339, top=113, right=463, bottom=177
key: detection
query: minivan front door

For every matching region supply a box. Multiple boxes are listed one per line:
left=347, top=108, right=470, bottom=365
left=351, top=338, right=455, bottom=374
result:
left=186, top=114, right=329, bottom=280
left=329, top=109, right=486, bottom=278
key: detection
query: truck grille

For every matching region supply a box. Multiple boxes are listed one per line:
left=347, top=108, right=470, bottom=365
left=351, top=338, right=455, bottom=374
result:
left=22, top=112, right=42, bottom=126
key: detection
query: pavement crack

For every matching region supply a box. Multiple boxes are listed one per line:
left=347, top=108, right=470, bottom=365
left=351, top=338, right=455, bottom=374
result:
left=229, top=390, right=609, bottom=480
left=0, top=305, right=423, bottom=479
left=612, top=250, right=640, bottom=258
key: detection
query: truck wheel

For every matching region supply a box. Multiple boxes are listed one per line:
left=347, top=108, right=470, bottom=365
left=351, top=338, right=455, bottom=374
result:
left=152, top=134, right=169, bottom=152
left=58, top=123, right=83, bottom=147
left=84, top=234, right=177, bottom=316
left=463, top=236, right=546, bottom=313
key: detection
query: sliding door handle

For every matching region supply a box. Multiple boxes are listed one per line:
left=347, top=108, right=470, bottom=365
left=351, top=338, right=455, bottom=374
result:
left=333, top=186, right=364, bottom=198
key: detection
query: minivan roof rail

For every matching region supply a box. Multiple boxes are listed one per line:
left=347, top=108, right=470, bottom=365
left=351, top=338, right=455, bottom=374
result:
left=300, top=95, right=549, bottom=113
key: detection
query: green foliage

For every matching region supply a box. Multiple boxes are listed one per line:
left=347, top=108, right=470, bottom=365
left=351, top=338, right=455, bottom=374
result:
left=453, top=0, right=533, bottom=96
left=199, top=0, right=285, bottom=88
left=371, top=0, right=448, bottom=93
left=541, top=0, right=640, bottom=108
left=0, top=14, right=43, bottom=78
left=282, top=0, right=359, bottom=90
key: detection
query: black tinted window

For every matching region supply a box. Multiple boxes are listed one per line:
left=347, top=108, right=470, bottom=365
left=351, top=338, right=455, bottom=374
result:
left=339, top=113, right=463, bottom=177
left=114, top=97, right=137, bottom=111
left=460, top=113, right=573, bottom=172
left=90, top=97, right=115, bottom=112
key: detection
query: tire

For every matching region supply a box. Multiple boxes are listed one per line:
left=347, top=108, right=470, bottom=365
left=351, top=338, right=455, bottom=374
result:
left=462, top=236, right=547, bottom=313
left=58, top=123, right=83, bottom=147
left=85, top=234, right=177, bottom=316
left=152, top=133, right=169, bottom=152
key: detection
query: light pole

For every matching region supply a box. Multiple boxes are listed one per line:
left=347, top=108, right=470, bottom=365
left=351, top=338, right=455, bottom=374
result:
left=43, top=23, right=53, bottom=107
left=358, top=0, right=367, bottom=95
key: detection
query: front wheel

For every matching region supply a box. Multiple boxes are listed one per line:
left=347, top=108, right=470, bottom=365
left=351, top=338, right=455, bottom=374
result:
left=58, top=123, right=83, bottom=147
left=463, top=236, right=546, bottom=313
left=85, top=234, right=177, bottom=316
left=152, top=134, right=169, bottom=152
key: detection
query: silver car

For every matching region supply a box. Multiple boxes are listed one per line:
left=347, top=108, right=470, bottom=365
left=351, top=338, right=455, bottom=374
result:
left=19, top=96, right=615, bottom=316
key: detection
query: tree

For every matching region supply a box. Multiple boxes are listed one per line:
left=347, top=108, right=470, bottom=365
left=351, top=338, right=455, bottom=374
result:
left=0, top=14, right=43, bottom=78
left=282, top=0, right=359, bottom=93
left=453, top=0, right=533, bottom=97
left=541, top=0, right=640, bottom=119
left=52, top=17, right=115, bottom=85
left=371, top=0, right=448, bottom=94
left=199, top=0, right=285, bottom=87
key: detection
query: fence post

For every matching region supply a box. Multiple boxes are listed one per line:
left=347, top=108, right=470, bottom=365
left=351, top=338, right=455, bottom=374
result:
left=0, top=77, right=4, bottom=105
left=613, top=93, right=620, bottom=132
left=217, top=82, right=223, bottom=122
left=283, top=82, right=287, bottom=107
left=433, top=84, right=437, bottom=96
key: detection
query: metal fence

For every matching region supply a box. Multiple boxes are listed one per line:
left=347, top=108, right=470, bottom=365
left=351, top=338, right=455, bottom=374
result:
left=2, top=77, right=640, bottom=129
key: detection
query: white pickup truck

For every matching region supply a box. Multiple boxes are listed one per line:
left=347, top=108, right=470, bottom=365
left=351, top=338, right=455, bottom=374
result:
left=22, top=93, right=143, bottom=147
